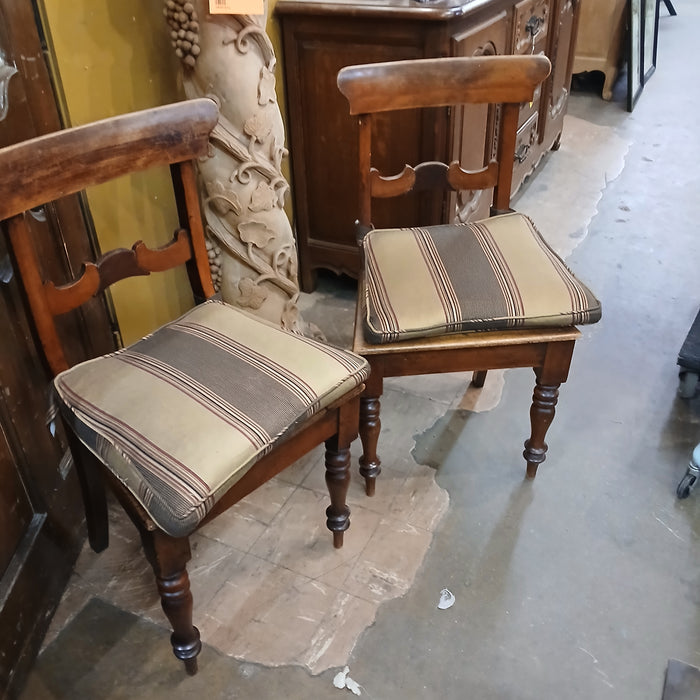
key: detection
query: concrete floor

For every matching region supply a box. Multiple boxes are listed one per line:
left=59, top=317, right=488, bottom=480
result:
left=21, top=1, right=700, bottom=698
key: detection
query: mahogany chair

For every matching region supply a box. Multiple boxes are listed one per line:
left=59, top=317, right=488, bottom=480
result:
left=337, top=55, right=601, bottom=495
left=0, top=99, right=368, bottom=674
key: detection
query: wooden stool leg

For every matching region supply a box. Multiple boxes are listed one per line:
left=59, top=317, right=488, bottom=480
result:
left=325, top=436, right=351, bottom=549
left=523, top=379, right=560, bottom=478
left=358, top=369, right=383, bottom=496
left=140, top=530, right=201, bottom=674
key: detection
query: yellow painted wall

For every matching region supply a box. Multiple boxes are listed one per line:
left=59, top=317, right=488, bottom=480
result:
left=40, top=1, right=292, bottom=344
left=41, top=1, right=193, bottom=345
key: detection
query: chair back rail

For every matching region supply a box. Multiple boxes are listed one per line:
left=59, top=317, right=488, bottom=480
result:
left=0, top=99, right=219, bottom=376
left=337, top=56, right=551, bottom=223
left=0, top=98, right=218, bottom=220
left=337, top=55, right=551, bottom=114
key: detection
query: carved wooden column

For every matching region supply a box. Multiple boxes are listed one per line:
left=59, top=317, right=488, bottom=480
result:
left=163, top=0, right=313, bottom=334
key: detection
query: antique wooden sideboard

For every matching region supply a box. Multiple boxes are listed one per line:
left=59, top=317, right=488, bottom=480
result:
left=572, top=0, right=626, bottom=100
left=277, top=0, right=581, bottom=290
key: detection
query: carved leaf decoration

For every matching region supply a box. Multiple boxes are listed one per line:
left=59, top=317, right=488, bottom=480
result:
left=238, top=277, right=268, bottom=310
left=281, top=301, right=300, bottom=332
left=244, top=112, right=272, bottom=144
left=238, top=220, right=277, bottom=249
left=249, top=182, right=277, bottom=212
left=258, top=66, right=277, bottom=106
left=271, top=138, right=285, bottom=169
left=208, top=179, right=243, bottom=216
left=288, top=253, right=298, bottom=280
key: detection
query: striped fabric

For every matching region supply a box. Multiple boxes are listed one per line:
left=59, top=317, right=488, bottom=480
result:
left=362, top=213, right=601, bottom=343
left=54, top=300, right=369, bottom=537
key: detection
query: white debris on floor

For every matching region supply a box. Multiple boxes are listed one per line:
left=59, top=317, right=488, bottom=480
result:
left=333, top=666, right=362, bottom=695
left=437, top=588, right=455, bottom=610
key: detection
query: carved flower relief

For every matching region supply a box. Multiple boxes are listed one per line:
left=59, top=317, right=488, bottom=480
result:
left=243, top=110, right=284, bottom=168
left=237, top=276, right=268, bottom=309
left=207, top=179, right=243, bottom=217
left=244, top=112, right=272, bottom=145
left=258, top=66, right=277, bottom=106
left=249, top=182, right=277, bottom=212
left=238, top=220, right=277, bottom=249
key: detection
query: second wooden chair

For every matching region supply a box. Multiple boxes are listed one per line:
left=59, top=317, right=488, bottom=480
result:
left=337, top=55, right=601, bottom=495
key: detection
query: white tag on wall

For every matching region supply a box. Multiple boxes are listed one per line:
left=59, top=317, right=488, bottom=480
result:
left=209, top=0, right=264, bottom=15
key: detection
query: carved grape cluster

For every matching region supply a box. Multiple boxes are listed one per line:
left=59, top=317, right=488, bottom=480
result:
left=206, top=237, right=222, bottom=291
left=163, top=1, right=201, bottom=68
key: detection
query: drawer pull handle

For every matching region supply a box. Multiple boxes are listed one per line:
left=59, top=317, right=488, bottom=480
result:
left=514, top=143, right=530, bottom=164
left=1, top=254, right=13, bottom=284
left=0, top=56, right=18, bottom=122
left=526, top=15, right=545, bottom=52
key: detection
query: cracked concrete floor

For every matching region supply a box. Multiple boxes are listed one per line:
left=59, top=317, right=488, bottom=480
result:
left=21, top=2, right=700, bottom=697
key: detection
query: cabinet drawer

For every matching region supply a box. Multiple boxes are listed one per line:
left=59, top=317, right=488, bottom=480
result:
left=512, top=0, right=550, bottom=55
left=513, top=0, right=549, bottom=126
left=518, top=55, right=545, bottom=125
left=512, top=112, right=540, bottom=194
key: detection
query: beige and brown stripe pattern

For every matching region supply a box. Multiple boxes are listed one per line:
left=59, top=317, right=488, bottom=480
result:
left=362, top=212, right=601, bottom=343
left=54, top=300, right=369, bottom=537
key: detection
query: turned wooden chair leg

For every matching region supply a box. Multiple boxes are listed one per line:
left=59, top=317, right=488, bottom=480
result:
left=66, top=431, right=109, bottom=553
left=523, top=341, right=575, bottom=478
left=140, top=529, right=201, bottom=675
left=358, top=370, right=383, bottom=496
left=325, top=396, right=360, bottom=548
left=324, top=436, right=351, bottom=549
left=471, top=370, right=488, bottom=388
left=523, top=377, right=560, bottom=478
left=359, top=396, right=381, bottom=496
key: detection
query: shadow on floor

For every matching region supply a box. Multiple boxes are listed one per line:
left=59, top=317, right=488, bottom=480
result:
left=21, top=597, right=342, bottom=700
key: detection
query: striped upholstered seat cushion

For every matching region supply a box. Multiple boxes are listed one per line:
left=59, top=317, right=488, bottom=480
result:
left=361, top=213, right=601, bottom=343
left=54, top=300, right=369, bottom=537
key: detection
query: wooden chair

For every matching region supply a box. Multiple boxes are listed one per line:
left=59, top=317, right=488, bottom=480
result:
left=337, top=55, right=601, bottom=495
left=0, top=99, right=369, bottom=674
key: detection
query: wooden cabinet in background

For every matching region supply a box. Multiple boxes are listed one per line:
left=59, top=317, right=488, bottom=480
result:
left=277, top=0, right=581, bottom=291
left=572, top=0, right=626, bottom=100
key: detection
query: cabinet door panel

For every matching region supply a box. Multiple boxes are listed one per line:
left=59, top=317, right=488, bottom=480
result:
left=283, top=22, right=425, bottom=287
left=450, top=12, right=508, bottom=222
left=278, top=0, right=579, bottom=285
left=542, top=0, right=578, bottom=149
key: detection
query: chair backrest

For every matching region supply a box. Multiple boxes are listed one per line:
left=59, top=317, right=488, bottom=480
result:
left=0, top=98, right=219, bottom=377
left=337, top=55, right=551, bottom=228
